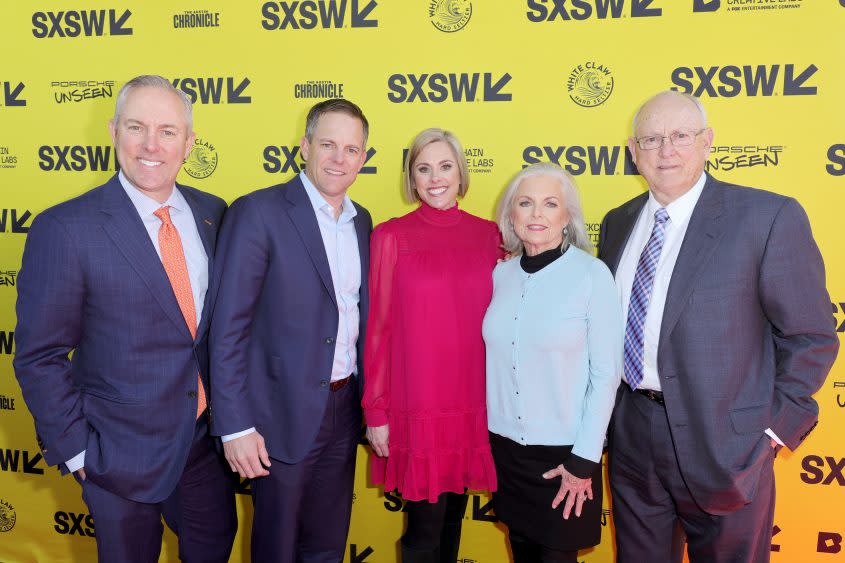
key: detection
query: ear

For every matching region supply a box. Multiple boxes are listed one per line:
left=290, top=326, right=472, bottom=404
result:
left=299, top=135, right=311, bottom=162
left=183, top=130, right=196, bottom=161
left=627, top=137, right=638, bottom=166
left=108, top=119, right=118, bottom=145
left=701, top=127, right=714, bottom=154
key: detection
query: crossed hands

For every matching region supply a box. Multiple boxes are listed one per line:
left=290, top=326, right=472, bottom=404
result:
left=543, top=464, right=593, bottom=519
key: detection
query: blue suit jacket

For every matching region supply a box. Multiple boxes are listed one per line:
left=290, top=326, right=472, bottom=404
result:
left=598, top=174, right=839, bottom=514
left=209, top=175, right=371, bottom=463
left=13, top=175, right=226, bottom=503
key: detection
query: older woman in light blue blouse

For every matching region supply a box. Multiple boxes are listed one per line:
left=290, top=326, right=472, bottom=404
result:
left=483, top=162, right=622, bottom=563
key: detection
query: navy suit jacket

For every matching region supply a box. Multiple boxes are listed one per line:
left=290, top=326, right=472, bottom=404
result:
left=209, top=175, right=371, bottom=463
left=13, top=175, right=226, bottom=503
left=598, top=174, right=839, bottom=514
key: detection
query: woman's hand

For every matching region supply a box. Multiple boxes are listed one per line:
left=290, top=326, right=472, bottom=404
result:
left=366, top=424, right=390, bottom=457
left=543, top=464, right=593, bottom=519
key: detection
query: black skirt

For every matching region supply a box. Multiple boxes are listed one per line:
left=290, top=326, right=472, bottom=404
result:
left=489, top=432, right=603, bottom=551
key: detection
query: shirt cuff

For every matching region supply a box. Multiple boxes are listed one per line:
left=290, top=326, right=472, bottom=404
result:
left=222, top=428, right=256, bottom=443
left=562, top=452, right=599, bottom=480
left=65, top=450, right=86, bottom=473
left=765, top=428, right=784, bottom=447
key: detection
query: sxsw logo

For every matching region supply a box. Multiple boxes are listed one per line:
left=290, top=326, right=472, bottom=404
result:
left=261, top=0, right=378, bottom=30
left=800, top=455, right=845, bottom=486
left=387, top=73, right=512, bottom=103
left=1, top=82, right=26, bottom=107
left=54, top=511, right=95, bottom=537
left=349, top=544, right=374, bottom=562
left=263, top=146, right=378, bottom=174
left=671, top=64, right=818, bottom=97
left=171, top=77, right=252, bottom=105
left=0, top=211, right=32, bottom=234
left=692, top=0, right=720, bottom=10
left=827, top=144, right=845, bottom=176
left=0, top=448, right=44, bottom=475
left=38, top=145, right=117, bottom=172
left=526, top=0, right=661, bottom=21
left=0, top=330, right=14, bottom=354
left=522, top=145, right=639, bottom=175
left=32, top=9, right=133, bottom=38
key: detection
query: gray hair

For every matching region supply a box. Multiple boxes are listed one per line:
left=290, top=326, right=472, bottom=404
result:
left=113, top=75, right=193, bottom=130
left=403, top=128, right=469, bottom=204
left=632, top=90, right=707, bottom=135
left=496, top=162, right=591, bottom=256
left=304, top=98, right=369, bottom=147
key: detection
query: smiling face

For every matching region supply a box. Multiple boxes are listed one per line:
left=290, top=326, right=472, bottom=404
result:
left=510, top=174, right=571, bottom=256
left=411, top=141, right=462, bottom=210
left=628, top=92, right=713, bottom=206
left=108, top=86, right=194, bottom=203
left=300, top=111, right=367, bottom=209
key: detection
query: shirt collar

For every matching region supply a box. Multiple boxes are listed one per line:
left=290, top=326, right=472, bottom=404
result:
left=118, top=170, right=189, bottom=218
left=645, top=171, right=706, bottom=227
left=299, top=171, right=357, bottom=223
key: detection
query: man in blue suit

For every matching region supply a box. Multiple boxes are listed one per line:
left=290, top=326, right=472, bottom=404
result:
left=210, top=98, right=372, bottom=562
left=598, top=91, right=838, bottom=562
left=14, top=75, right=236, bottom=562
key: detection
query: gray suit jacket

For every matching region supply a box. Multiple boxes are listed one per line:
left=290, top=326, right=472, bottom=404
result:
left=598, top=174, right=839, bottom=514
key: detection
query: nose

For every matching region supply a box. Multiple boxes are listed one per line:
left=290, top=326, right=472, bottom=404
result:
left=657, top=136, right=677, bottom=157
left=330, top=147, right=344, bottom=163
left=142, top=131, right=160, bottom=153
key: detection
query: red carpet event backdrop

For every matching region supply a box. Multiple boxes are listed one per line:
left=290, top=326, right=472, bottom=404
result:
left=1, top=1, right=843, bottom=561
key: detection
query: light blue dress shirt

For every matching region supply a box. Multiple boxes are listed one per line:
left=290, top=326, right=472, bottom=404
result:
left=66, top=171, right=208, bottom=472
left=483, top=246, right=623, bottom=464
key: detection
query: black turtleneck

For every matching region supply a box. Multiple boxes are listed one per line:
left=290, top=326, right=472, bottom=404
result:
left=520, top=245, right=567, bottom=274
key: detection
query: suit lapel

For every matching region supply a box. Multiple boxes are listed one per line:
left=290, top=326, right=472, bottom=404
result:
left=282, top=177, right=337, bottom=307
left=99, top=176, right=193, bottom=340
left=179, top=185, right=217, bottom=341
left=353, top=205, right=370, bottom=317
left=603, top=194, right=647, bottom=275
left=658, top=177, right=727, bottom=350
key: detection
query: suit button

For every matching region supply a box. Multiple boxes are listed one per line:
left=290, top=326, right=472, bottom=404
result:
left=320, top=380, right=328, bottom=387
left=325, top=337, right=334, bottom=344
left=187, top=391, right=197, bottom=398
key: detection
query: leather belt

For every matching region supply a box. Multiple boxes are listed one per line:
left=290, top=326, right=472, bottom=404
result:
left=635, top=388, right=665, bottom=406
left=330, top=375, right=352, bottom=392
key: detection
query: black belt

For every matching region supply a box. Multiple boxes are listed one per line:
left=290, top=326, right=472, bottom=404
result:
left=635, top=388, right=665, bottom=406
left=330, top=375, right=352, bottom=392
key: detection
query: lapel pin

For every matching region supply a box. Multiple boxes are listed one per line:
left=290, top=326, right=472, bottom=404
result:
left=204, top=219, right=213, bottom=226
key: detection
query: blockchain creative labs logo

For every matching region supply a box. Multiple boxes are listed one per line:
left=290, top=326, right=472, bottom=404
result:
left=294, top=80, right=345, bottom=99
left=0, top=146, right=18, bottom=169
left=705, top=145, right=783, bottom=173
left=0, top=499, right=15, bottom=533
left=1, top=82, right=27, bottom=107
left=429, top=0, right=472, bottom=32
left=567, top=62, right=614, bottom=107
left=183, top=138, right=218, bottom=180
left=51, top=80, right=115, bottom=105
left=586, top=222, right=601, bottom=247
left=464, top=146, right=494, bottom=175
left=692, top=0, right=804, bottom=13
left=173, top=10, right=221, bottom=29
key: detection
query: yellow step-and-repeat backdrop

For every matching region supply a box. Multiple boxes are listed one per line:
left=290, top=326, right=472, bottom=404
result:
left=1, top=1, right=843, bottom=561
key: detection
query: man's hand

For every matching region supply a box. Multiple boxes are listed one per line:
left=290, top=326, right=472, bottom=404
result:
left=223, top=431, right=271, bottom=478
left=75, top=468, right=86, bottom=481
left=366, top=424, right=389, bottom=458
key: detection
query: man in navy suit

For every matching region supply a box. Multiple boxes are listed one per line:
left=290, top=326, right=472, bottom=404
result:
left=14, top=75, right=236, bottom=562
left=210, top=98, right=372, bottom=562
left=598, top=91, right=838, bottom=562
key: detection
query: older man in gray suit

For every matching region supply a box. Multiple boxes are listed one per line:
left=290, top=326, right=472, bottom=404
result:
left=598, top=90, right=839, bottom=562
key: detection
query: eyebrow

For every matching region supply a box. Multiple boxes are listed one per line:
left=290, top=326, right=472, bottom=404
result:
left=124, top=118, right=180, bottom=129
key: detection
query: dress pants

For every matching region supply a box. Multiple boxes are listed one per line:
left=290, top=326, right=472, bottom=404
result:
left=609, top=387, right=776, bottom=563
left=80, top=419, right=238, bottom=563
left=250, top=379, right=361, bottom=563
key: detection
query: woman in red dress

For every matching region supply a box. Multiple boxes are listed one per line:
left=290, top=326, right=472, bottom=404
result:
left=362, top=128, right=501, bottom=562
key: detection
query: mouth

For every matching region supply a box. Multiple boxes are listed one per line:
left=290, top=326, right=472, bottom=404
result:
left=139, top=159, right=163, bottom=168
left=427, top=186, right=448, bottom=196
left=323, top=168, right=344, bottom=177
left=526, top=224, right=547, bottom=231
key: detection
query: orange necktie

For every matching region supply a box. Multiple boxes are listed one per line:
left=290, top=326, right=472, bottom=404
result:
left=154, top=206, right=206, bottom=419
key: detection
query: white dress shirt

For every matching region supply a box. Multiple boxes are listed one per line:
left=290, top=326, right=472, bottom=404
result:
left=222, top=172, right=362, bottom=443
left=614, top=171, right=782, bottom=445
left=66, top=171, right=209, bottom=472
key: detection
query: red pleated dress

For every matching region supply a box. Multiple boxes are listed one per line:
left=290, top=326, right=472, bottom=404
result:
left=362, top=202, right=501, bottom=502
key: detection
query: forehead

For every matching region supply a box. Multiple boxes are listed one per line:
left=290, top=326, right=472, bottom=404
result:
left=635, top=95, right=704, bottom=134
left=416, top=141, right=456, bottom=163
left=312, top=111, right=365, bottom=144
left=120, top=87, right=187, bottom=126
left=516, top=174, right=565, bottom=198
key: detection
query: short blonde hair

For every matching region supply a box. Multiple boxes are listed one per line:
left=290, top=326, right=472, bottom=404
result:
left=496, top=162, right=592, bottom=256
left=403, top=128, right=469, bottom=203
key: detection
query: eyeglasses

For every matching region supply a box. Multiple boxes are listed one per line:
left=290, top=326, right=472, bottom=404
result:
left=634, top=128, right=707, bottom=151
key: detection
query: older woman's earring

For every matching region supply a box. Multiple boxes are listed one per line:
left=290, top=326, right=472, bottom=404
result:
left=563, top=225, right=569, bottom=238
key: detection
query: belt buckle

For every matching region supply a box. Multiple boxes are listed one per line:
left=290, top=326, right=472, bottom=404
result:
left=329, top=375, right=352, bottom=392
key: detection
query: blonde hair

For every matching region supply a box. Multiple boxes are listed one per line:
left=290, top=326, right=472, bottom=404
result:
left=403, top=128, right=469, bottom=203
left=496, top=163, right=591, bottom=256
